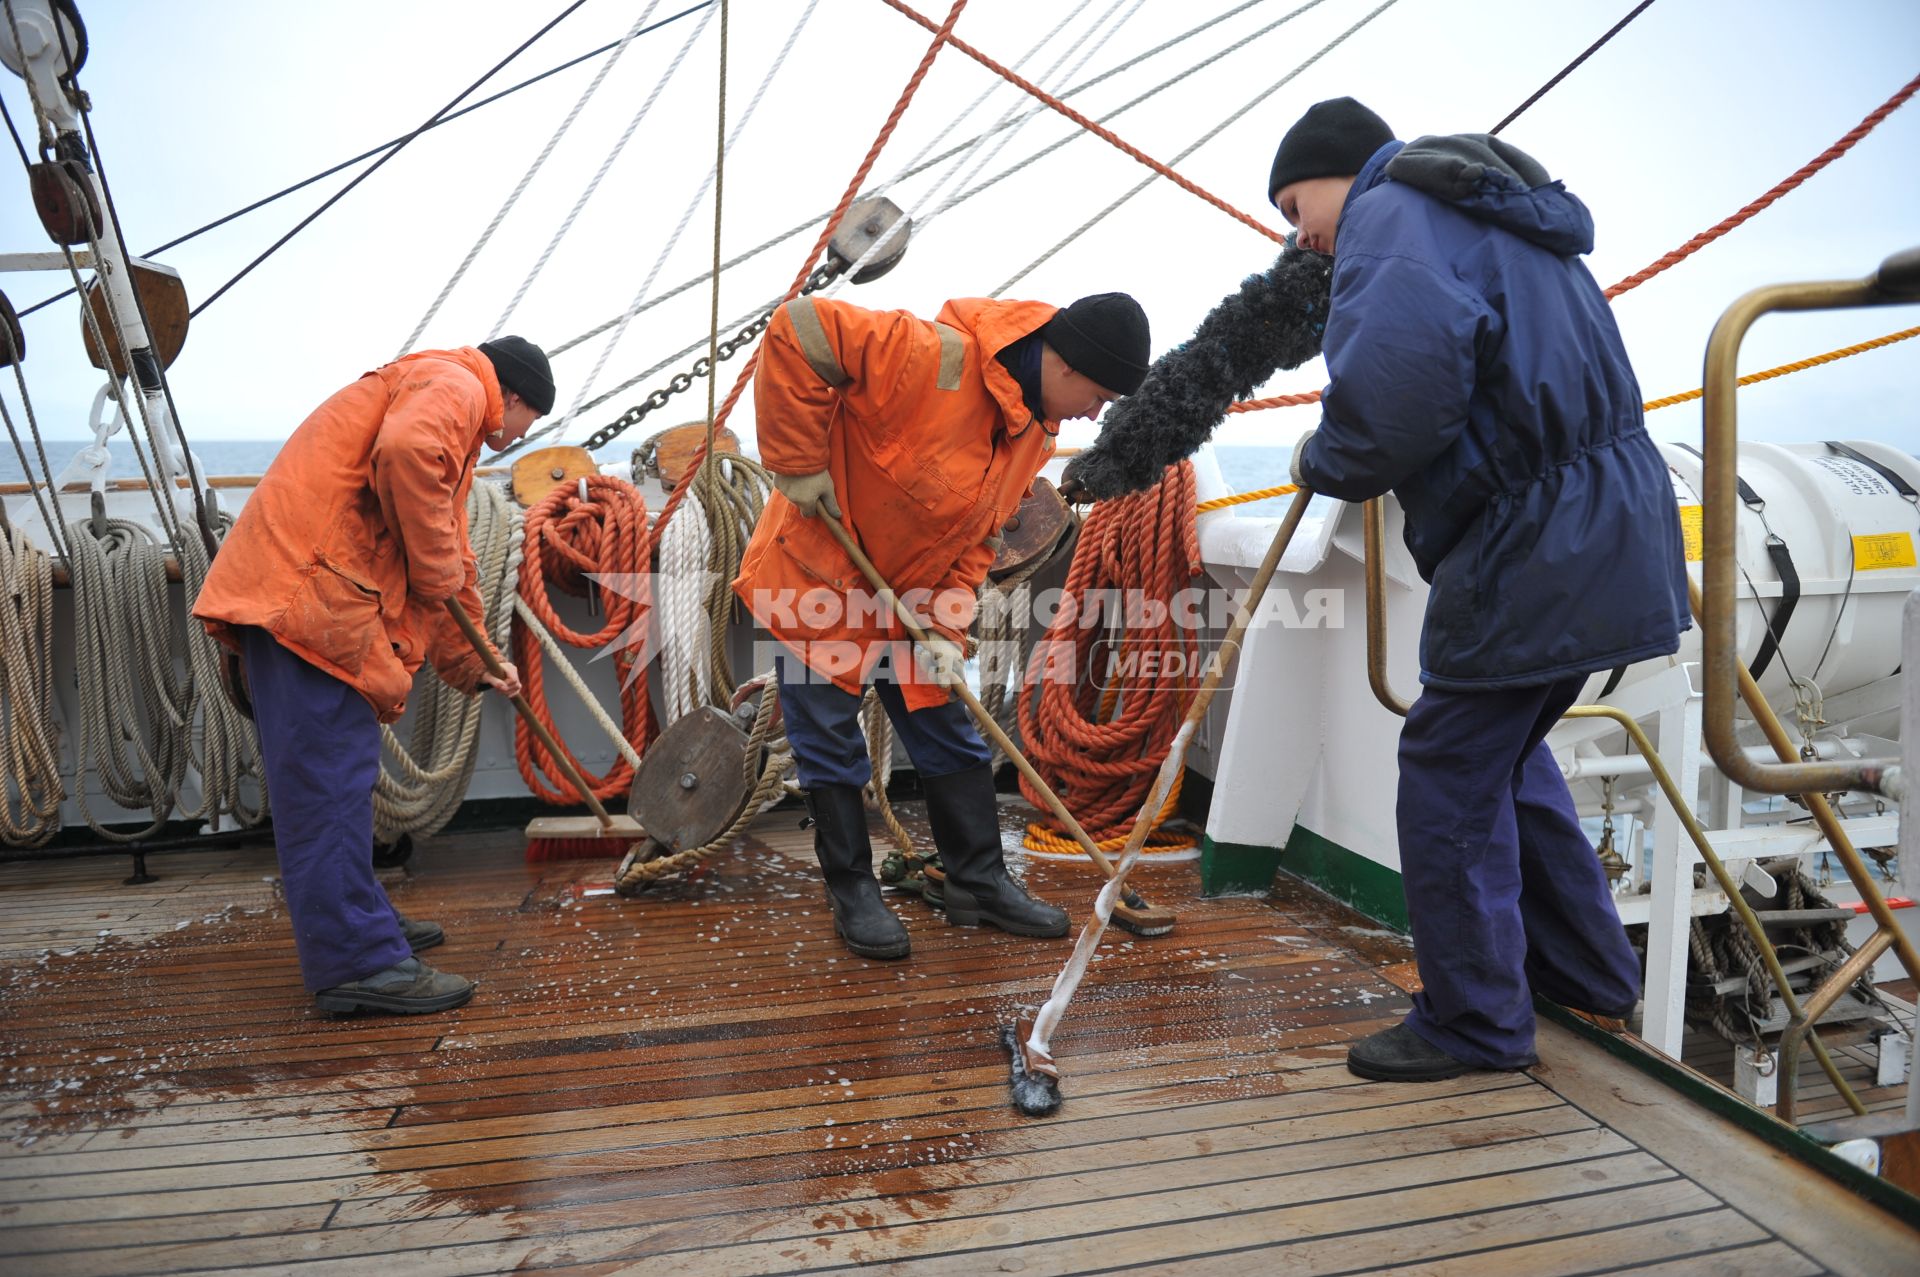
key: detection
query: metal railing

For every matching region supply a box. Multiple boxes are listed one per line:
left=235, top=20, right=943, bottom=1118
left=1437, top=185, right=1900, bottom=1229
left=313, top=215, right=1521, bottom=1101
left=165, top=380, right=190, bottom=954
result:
left=1357, top=471, right=1906, bottom=1122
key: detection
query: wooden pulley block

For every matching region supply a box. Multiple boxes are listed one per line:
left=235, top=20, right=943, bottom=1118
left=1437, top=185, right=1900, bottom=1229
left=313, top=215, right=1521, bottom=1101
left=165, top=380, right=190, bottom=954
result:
left=645, top=420, right=740, bottom=487
left=827, top=195, right=911, bottom=284
left=626, top=705, right=755, bottom=854
left=989, top=476, right=1077, bottom=582
left=0, top=289, right=24, bottom=367
left=29, top=159, right=99, bottom=246
left=82, top=258, right=188, bottom=376
left=510, top=445, right=597, bottom=508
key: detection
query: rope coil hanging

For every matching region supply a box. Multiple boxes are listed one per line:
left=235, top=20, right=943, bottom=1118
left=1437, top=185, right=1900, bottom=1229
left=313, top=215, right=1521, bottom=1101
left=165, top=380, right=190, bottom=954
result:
left=0, top=519, right=61, bottom=846
left=375, top=481, right=523, bottom=838
left=1018, top=462, right=1203, bottom=855
left=513, top=473, right=654, bottom=803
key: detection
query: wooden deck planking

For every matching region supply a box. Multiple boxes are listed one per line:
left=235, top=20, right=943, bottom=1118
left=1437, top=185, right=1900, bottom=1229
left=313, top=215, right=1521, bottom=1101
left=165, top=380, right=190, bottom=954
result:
left=4, top=808, right=1914, bottom=1274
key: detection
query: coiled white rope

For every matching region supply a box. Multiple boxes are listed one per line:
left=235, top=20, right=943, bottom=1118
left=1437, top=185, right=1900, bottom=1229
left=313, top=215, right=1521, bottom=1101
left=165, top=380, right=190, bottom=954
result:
left=0, top=520, right=62, bottom=846
left=373, top=480, right=523, bottom=839
left=65, top=516, right=192, bottom=840
left=176, top=514, right=268, bottom=832
left=657, top=484, right=714, bottom=720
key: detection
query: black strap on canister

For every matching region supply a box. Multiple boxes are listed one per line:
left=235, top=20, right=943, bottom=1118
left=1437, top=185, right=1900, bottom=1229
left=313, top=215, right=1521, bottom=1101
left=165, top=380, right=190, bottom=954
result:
left=1825, top=440, right=1919, bottom=503
left=1675, top=442, right=1799, bottom=681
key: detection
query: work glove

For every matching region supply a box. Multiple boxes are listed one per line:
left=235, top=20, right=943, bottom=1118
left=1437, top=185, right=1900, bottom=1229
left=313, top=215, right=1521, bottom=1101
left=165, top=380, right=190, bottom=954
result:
left=1289, top=429, right=1315, bottom=489
left=915, top=634, right=967, bottom=686
left=773, top=469, right=842, bottom=519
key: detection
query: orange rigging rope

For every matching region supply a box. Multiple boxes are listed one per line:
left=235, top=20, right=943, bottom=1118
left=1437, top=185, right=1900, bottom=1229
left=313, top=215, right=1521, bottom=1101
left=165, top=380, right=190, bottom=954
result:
left=1604, top=73, right=1920, bottom=301
left=878, top=0, right=1288, bottom=248
left=513, top=474, right=655, bottom=804
left=649, top=0, right=971, bottom=545
left=1017, top=462, right=1204, bottom=849
left=1225, top=70, right=1920, bottom=413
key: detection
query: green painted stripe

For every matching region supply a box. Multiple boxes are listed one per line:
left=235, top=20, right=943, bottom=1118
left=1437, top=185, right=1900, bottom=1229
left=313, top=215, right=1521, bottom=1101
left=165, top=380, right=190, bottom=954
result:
left=1276, top=824, right=1410, bottom=931
left=1536, top=1000, right=1920, bottom=1226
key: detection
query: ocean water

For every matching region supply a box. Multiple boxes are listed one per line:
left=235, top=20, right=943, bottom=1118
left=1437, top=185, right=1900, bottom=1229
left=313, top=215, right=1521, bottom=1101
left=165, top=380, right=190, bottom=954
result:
left=0, top=438, right=286, bottom=485
left=5, top=437, right=1299, bottom=512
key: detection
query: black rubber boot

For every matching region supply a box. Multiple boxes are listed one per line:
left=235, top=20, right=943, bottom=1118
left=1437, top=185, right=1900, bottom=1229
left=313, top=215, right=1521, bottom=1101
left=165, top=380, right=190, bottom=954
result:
left=805, top=786, right=911, bottom=960
left=923, top=765, right=1068, bottom=938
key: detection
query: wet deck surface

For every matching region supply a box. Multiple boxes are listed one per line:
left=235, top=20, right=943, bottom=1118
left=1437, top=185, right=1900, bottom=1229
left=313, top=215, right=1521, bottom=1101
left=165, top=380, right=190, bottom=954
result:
left=3, top=802, right=1917, bottom=1275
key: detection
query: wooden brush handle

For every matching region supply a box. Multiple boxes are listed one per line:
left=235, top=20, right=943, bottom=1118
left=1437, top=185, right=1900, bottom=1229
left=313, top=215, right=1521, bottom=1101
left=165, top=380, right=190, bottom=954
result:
left=442, top=599, right=616, bottom=832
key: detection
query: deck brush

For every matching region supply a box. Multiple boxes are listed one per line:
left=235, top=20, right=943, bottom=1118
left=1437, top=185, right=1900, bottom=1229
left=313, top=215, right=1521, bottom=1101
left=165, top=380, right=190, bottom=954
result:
left=1001, top=1020, right=1061, bottom=1117
left=443, top=599, right=646, bottom=861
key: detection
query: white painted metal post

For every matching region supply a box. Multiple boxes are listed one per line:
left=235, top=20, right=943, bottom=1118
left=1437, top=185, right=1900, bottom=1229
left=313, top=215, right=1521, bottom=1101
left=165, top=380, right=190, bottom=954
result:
left=1641, top=691, right=1705, bottom=1057
left=1900, top=586, right=1918, bottom=1125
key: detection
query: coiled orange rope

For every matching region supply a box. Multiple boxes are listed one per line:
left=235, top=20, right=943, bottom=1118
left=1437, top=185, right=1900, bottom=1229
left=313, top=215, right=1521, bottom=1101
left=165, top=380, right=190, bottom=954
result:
left=1018, top=462, right=1204, bottom=852
left=513, top=475, right=654, bottom=803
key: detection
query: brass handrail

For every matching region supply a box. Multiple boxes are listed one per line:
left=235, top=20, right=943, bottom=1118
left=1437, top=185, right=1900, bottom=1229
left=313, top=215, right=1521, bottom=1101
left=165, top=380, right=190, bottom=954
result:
left=1700, top=246, right=1919, bottom=801
left=1362, top=498, right=1411, bottom=718
left=1562, top=703, right=1864, bottom=1120
left=1358, top=490, right=1879, bottom=1118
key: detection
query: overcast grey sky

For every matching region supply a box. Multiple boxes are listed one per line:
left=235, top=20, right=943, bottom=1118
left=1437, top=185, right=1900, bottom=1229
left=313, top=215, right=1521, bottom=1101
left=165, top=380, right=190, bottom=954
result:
left=3, top=0, right=1916, bottom=464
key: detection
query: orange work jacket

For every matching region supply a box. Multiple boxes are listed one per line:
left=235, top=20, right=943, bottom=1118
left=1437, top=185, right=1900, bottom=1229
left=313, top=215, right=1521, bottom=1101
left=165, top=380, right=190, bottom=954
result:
left=733, top=296, right=1060, bottom=711
left=193, top=348, right=500, bottom=723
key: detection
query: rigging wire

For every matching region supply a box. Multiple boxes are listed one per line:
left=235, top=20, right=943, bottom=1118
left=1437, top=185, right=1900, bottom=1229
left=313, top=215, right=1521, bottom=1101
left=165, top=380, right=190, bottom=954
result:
left=186, top=1, right=594, bottom=320
left=540, top=0, right=1288, bottom=366
left=10, top=2, right=714, bottom=321
left=1489, top=0, right=1658, bottom=136
left=823, top=0, right=1146, bottom=294
left=400, top=1, right=673, bottom=355
left=0, top=91, right=28, bottom=167
left=994, top=0, right=1378, bottom=296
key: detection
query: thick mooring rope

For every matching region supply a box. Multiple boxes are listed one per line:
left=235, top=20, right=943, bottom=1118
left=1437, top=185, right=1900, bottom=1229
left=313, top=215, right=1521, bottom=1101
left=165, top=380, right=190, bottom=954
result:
left=0, top=520, right=61, bottom=846
left=64, top=516, right=193, bottom=840
left=374, top=481, right=523, bottom=839
left=514, top=474, right=654, bottom=803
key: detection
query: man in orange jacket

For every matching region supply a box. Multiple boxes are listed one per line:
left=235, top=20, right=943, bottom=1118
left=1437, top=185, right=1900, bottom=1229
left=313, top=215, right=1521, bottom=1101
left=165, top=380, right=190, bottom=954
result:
left=194, top=338, right=553, bottom=1014
left=735, top=293, right=1149, bottom=959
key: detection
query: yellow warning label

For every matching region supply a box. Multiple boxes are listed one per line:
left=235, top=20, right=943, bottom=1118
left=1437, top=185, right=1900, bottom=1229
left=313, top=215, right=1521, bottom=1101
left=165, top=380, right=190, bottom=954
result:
left=1677, top=505, right=1703, bottom=562
left=1854, top=531, right=1917, bottom=571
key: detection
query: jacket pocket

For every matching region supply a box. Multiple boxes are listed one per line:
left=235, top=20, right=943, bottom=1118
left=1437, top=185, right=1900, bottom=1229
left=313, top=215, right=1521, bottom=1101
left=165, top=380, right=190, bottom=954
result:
left=286, top=556, right=387, bottom=679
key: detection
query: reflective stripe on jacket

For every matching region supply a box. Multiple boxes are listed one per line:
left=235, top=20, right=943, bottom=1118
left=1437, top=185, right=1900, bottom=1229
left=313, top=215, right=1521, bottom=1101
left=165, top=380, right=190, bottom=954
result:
left=192, top=347, right=501, bottom=722
left=734, top=296, right=1059, bottom=711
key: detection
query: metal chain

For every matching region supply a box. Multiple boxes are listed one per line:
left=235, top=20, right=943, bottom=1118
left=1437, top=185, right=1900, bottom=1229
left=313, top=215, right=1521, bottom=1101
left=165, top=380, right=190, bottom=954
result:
left=569, top=264, right=835, bottom=456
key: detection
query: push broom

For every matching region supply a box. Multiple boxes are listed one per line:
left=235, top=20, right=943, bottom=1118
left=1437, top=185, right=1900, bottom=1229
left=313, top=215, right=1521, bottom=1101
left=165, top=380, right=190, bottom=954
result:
left=1003, top=486, right=1314, bottom=1115
left=444, top=599, right=646, bottom=860
left=816, top=514, right=1179, bottom=938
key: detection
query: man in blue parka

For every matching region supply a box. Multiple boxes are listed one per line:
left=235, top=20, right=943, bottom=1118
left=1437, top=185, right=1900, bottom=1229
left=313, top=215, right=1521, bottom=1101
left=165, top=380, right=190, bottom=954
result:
left=1272, top=98, right=1689, bottom=1081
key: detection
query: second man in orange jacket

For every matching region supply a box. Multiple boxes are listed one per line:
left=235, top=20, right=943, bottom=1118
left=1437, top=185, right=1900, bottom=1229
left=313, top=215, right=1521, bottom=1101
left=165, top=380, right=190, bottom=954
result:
left=735, top=292, right=1150, bottom=959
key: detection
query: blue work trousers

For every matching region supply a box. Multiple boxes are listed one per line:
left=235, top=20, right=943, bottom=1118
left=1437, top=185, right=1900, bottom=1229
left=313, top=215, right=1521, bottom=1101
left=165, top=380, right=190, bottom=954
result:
left=1398, top=675, right=1642, bottom=1068
left=241, top=627, right=412, bottom=992
left=776, top=650, right=990, bottom=789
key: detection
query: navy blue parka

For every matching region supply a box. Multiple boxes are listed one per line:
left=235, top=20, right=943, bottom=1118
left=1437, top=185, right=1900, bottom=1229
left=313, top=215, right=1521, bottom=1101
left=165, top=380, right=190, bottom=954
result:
left=1295, top=136, right=1689, bottom=690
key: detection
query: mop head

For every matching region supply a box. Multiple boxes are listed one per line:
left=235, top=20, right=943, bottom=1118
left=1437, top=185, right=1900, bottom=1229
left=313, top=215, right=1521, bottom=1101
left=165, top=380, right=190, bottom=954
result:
left=1001, top=1021, right=1062, bottom=1117
left=1061, top=236, right=1332, bottom=502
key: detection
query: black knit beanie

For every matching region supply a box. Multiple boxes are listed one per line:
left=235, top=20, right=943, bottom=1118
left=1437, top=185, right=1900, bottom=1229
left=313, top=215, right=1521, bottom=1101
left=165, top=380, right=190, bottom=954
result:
left=1267, top=97, right=1395, bottom=206
left=1040, top=293, right=1150, bottom=396
left=478, top=335, right=555, bottom=414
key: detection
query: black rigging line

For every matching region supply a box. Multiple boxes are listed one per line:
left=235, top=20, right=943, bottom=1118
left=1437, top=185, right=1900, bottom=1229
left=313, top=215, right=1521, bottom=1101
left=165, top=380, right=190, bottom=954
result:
left=1489, top=0, right=1658, bottom=136
left=15, top=1, right=712, bottom=320
left=184, top=0, right=600, bottom=321
left=0, top=93, right=30, bottom=168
